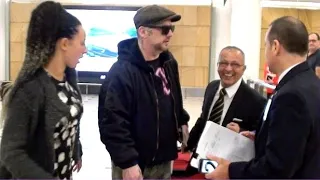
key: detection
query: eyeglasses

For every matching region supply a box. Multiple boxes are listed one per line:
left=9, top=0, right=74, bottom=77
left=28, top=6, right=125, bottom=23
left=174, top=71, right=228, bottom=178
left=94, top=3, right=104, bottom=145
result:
left=218, top=61, right=244, bottom=69
left=144, top=25, right=175, bottom=35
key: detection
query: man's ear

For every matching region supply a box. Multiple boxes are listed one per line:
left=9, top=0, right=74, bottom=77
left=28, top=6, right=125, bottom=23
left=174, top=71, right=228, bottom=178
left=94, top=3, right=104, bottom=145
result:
left=272, top=39, right=281, bottom=56
left=138, top=26, right=151, bottom=39
left=57, top=38, right=69, bottom=51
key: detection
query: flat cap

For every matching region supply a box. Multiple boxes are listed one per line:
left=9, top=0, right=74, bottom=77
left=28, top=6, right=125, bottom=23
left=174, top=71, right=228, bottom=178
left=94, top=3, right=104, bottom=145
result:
left=133, top=5, right=181, bottom=28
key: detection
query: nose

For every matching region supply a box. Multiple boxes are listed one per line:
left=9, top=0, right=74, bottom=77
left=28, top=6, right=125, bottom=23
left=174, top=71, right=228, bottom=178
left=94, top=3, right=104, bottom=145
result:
left=225, top=64, right=233, bottom=71
left=167, top=30, right=173, bottom=37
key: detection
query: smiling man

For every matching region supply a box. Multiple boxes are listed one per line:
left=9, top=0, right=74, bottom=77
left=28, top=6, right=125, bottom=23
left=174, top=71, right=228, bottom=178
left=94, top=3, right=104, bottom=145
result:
left=98, top=5, right=190, bottom=180
left=187, top=46, right=266, bottom=155
left=206, top=16, right=320, bottom=180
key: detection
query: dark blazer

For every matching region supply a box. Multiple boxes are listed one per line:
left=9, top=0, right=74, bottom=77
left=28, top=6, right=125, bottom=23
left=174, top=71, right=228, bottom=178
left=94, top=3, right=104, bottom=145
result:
left=307, top=49, right=320, bottom=71
left=187, top=80, right=266, bottom=151
left=0, top=68, right=83, bottom=179
left=229, top=61, right=320, bottom=179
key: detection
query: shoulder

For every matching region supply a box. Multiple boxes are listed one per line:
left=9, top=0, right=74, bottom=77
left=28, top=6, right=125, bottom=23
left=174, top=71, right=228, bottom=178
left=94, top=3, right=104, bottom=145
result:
left=109, top=60, right=136, bottom=77
left=106, top=61, right=135, bottom=89
left=164, top=51, right=179, bottom=67
left=316, top=50, right=320, bottom=58
left=206, top=80, right=220, bottom=90
left=202, top=80, right=220, bottom=96
left=10, top=73, right=45, bottom=105
left=16, top=80, right=43, bottom=100
left=241, top=82, right=266, bottom=103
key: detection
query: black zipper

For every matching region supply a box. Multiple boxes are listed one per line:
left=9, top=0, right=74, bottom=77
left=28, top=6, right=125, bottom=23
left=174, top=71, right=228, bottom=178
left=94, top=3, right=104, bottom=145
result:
left=150, top=72, right=160, bottom=161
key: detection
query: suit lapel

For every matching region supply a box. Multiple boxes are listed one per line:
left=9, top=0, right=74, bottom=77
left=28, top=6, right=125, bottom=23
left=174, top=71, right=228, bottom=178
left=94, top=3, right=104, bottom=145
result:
left=221, top=81, right=245, bottom=126
left=255, top=61, right=310, bottom=142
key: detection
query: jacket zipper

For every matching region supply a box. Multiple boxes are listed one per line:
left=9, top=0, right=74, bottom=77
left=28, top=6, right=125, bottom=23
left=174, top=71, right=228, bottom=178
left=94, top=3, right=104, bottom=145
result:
left=150, top=72, right=160, bottom=161
left=163, top=63, right=180, bottom=141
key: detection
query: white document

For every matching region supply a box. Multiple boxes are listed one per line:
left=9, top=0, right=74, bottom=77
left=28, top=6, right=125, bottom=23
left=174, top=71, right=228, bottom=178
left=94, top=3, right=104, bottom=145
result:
left=191, top=121, right=255, bottom=168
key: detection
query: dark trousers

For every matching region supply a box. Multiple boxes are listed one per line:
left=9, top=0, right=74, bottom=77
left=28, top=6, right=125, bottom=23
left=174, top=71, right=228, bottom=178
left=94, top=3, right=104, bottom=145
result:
left=112, top=161, right=172, bottom=179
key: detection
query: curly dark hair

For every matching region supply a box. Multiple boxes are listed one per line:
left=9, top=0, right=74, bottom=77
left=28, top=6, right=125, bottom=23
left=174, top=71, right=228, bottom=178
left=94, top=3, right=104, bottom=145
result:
left=9, top=1, right=81, bottom=101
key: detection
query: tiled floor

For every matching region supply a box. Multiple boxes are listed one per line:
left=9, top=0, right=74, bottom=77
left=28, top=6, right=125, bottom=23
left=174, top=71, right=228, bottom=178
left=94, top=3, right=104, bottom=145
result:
left=0, top=95, right=204, bottom=179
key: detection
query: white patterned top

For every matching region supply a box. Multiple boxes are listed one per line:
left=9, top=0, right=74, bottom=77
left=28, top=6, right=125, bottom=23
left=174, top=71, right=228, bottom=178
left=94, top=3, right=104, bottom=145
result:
left=51, top=77, right=83, bottom=180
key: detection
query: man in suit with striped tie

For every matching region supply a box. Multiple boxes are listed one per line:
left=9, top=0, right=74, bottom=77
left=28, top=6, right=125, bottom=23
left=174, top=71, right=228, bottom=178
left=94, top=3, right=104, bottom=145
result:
left=205, top=16, right=320, bottom=180
left=187, top=46, right=266, bottom=153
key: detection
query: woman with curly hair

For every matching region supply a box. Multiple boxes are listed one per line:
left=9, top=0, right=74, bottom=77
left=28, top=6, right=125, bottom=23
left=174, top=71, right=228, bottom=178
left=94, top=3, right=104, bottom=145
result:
left=0, top=1, right=87, bottom=179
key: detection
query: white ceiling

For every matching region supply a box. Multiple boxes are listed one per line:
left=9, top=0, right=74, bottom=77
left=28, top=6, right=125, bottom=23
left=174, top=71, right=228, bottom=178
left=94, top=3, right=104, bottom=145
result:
left=264, top=0, right=320, bottom=2
left=261, top=0, right=320, bottom=9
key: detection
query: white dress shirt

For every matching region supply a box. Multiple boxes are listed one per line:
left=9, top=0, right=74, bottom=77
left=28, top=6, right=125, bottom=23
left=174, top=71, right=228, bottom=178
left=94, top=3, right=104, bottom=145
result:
left=207, top=78, right=242, bottom=125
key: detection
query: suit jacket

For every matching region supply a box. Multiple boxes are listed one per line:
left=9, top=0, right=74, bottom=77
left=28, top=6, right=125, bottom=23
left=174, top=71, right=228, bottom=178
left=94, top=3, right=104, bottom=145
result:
left=229, top=61, right=320, bottom=179
left=187, top=80, right=266, bottom=151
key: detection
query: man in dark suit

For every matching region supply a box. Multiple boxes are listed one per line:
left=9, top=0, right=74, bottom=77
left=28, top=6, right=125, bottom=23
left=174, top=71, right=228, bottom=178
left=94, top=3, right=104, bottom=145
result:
left=187, top=46, right=266, bottom=152
left=307, top=32, right=320, bottom=78
left=206, top=16, right=320, bottom=179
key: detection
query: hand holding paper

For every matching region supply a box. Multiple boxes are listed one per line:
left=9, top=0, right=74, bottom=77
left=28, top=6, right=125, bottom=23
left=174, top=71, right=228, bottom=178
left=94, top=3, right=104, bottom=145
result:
left=190, top=121, right=255, bottom=169
left=240, top=131, right=255, bottom=141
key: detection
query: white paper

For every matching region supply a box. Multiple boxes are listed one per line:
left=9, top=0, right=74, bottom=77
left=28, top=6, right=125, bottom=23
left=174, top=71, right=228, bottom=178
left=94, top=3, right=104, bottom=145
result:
left=191, top=121, right=255, bottom=168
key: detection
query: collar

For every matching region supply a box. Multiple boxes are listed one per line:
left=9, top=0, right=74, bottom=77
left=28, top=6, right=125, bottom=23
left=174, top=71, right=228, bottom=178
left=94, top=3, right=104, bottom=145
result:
left=278, top=63, right=300, bottom=83
left=219, top=78, right=242, bottom=98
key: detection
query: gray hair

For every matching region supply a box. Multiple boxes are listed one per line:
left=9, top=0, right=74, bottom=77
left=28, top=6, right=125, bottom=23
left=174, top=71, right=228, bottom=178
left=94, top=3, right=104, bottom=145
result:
left=219, top=46, right=245, bottom=64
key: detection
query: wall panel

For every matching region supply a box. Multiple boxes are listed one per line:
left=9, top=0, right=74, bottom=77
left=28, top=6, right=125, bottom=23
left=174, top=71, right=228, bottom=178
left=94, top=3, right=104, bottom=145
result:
left=259, top=8, right=320, bottom=79
left=9, top=3, right=211, bottom=88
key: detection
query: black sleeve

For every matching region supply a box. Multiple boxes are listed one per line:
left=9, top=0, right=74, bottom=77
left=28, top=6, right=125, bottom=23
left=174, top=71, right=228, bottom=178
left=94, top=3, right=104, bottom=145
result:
left=98, top=78, right=109, bottom=122
left=180, top=109, right=190, bottom=126
left=242, top=94, right=267, bottom=132
left=229, top=92, right=311, bottom=178
left=98, top=63, right=139, bottom=169
left=186, top=83, right=210, bottom=151
left=315, top=53, right=320, bottom=67
left=72, top=125, right=82, bottom=162
left=0, top=84, right=54, bottom=178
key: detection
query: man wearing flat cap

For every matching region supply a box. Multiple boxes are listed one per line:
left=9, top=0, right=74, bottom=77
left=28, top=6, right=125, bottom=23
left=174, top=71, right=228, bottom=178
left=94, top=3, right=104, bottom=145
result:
left=98, top=4, right=190, bottom=179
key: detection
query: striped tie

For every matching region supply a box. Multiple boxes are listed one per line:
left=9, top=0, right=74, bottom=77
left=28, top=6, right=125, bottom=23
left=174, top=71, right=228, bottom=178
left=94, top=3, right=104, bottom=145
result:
left=209, top=88, right=226, bottom=124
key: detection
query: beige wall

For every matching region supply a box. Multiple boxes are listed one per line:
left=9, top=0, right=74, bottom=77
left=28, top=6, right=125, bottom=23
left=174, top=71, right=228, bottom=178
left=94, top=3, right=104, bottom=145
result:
left=9, top=3, right=211, bottom=88
left=259, top=8, right=320, bottom=79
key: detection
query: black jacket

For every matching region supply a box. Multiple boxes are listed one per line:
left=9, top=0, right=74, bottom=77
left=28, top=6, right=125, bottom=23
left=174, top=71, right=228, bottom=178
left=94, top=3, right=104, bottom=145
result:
left=187, top=80, right=266, bottom=151
left=230, top=61, right=320, bottom=178
left=0, top=68, right=82, bottom=179
left=307, top=49, right=320, bottom=71
left=98, top=38, right=189, bottom=170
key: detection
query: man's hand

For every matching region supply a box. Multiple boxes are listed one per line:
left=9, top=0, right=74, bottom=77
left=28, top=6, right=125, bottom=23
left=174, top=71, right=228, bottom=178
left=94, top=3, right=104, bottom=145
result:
left=226, top=122, right=240, bottom=133
left=180, top=125, right=189, bottom=153
left=205, top=155, right=230, bottom=179
left=122, top=164, right=143, bottom=180
left=240, top=131, right=255, bottom=141
left=72, top=159, right=82, bottom=173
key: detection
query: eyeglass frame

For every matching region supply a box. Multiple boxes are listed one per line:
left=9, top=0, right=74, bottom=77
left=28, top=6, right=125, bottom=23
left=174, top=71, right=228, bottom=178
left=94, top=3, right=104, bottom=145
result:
left=217, top=61, right=246, bottom=69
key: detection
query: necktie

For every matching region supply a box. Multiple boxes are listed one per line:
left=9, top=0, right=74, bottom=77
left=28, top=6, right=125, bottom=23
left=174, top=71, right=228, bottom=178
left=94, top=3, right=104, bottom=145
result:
left=209, top=88, right=226, bottom=124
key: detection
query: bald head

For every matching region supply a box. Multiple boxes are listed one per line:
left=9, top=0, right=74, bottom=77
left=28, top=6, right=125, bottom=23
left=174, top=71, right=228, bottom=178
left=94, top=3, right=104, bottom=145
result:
left=217, top=46, right=246, bottom=88
left=219, top=46, right=245, bottom=65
